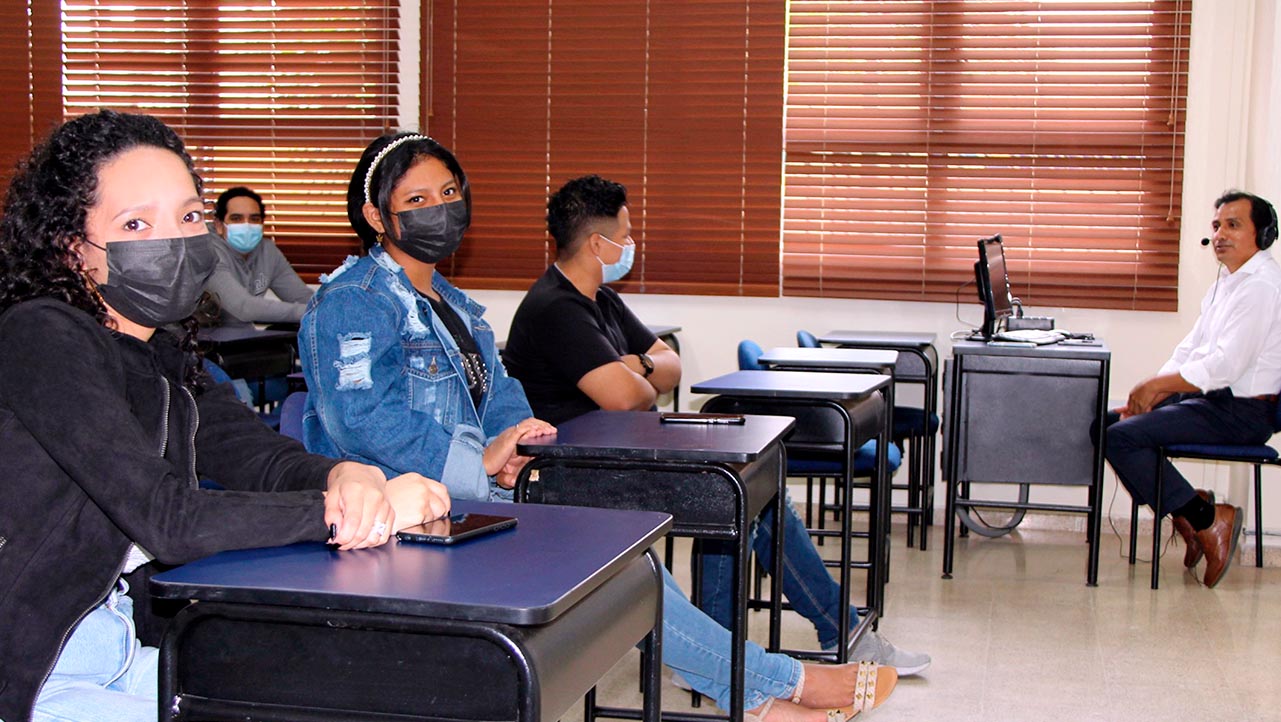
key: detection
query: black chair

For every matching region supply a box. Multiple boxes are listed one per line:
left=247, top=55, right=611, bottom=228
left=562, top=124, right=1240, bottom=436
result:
left=1129, top=398, right=1281, bottom=589
left=795, top=330, right=931, bottom=546
left=737, top=339, right=901, bottom=541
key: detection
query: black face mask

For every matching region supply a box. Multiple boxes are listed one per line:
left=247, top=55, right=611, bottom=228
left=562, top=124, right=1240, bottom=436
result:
left=391, top=201, right=470, bottom=264
left=90, top=233, right=218, bottom=327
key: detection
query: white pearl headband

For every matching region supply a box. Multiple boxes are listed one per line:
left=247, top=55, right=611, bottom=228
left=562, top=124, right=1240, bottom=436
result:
left=362, top=133, right=428, bottom=206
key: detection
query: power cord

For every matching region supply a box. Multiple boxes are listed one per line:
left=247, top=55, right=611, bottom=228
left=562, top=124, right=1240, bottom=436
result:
left=953, top=278, right=982, bottom=339
left=1103, top=470, right=1182, bottom=565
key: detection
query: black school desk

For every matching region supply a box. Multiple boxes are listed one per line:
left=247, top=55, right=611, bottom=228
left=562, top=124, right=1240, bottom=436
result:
left=819, top=330, right=940, bottom=551
left=197, top=325, right=298, bottom=404
left=516, top=410, right=792, bottom=722
left=942, top=340, right=1111, bottom=585
left=150, top=500, right=671, bottom=722
left=690, top=370, right=892, bottom=659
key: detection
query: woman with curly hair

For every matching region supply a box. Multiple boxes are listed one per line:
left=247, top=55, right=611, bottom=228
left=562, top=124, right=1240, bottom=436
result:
left=0, top=110, right=451, bottom=722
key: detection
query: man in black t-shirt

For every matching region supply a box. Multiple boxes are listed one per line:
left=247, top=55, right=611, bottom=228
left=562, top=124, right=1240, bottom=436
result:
left=505, top=175, right=931, bottom=675
left=503, top=176, right=680, bottom=424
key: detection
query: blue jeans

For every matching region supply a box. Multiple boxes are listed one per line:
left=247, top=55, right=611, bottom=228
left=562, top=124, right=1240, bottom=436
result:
left=32, top=581, right=159, bottom=722
left=661, top=567, right=801, bottom=711
left=1105, top=391, right=1275, bottom=515
left=699, top=490, right=854, bottom=650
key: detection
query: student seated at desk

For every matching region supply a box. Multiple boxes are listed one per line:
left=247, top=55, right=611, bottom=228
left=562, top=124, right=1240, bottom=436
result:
left=503, top=175, right=929, bottom=675
left=204, top=185, right=314, bottom=325
left=0, top=110, right=450, bottom=722
left=300, top=132, right=896, bottom=722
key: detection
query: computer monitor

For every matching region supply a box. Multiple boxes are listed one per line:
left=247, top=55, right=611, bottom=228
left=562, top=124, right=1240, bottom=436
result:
left=974, top=234, right=1014, bottom=340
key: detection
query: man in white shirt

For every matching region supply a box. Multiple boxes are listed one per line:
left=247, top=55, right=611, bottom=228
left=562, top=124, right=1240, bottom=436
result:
left=1106, top=190, right=1281, bottom=587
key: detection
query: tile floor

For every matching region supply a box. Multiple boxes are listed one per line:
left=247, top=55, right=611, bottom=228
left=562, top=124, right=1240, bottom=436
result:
left=583, top=517, right=1281, bottom=722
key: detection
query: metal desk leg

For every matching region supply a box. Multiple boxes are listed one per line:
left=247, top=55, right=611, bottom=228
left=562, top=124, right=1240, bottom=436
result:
left=942, top=356, right=963, bottom=580
left=768, top=445, right=786, bottom=654
left=729, top=533, right=747, bottom=722
left=1087, top=358, right=1109, bottom=586
left=641, top=550, right=664, bottom=722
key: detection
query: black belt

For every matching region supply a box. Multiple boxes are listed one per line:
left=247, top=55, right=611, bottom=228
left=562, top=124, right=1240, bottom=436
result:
left=1253, top=394, right=1278, bottom=404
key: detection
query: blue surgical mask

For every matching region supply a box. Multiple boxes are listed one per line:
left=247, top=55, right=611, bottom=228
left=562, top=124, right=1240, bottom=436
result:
left=598, top=234, right=635, bottom=283
left=224, top=223, right=264, bottom=253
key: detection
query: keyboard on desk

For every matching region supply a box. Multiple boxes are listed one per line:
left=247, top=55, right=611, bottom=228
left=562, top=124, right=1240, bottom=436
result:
left=993, top=329, right=1065, bottom=345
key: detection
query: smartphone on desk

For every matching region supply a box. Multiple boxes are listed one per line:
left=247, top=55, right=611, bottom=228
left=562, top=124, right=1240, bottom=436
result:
left=395, top=513, right=518, bottom=545
left=659, top=411, right=746, bottom=425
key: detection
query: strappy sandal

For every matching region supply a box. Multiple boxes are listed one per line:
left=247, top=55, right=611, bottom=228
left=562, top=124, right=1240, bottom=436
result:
left=849, top=661, right=895, bottom=715
left=752, top=662, right=896, bottom=722
left=825, top=662, right=896, bottom=720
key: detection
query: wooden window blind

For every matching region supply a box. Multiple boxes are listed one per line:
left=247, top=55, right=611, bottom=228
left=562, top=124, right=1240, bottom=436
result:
left=426, top=0, right=785, bottom=296
left=783, top=0, right=1191, bottom=311
left=62, top=0, right=400, bottom=281
left=0, top=1, right=60, bottom=201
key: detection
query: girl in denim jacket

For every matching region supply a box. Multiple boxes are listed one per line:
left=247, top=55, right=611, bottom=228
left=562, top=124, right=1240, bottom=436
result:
left=300, top=134, right=556, bottom=502
left=300, top=133, right=897, bottom=722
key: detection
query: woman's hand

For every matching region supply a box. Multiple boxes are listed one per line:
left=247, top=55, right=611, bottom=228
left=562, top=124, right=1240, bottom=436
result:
left=323, top=461, right=394, bottom=550
left=482, top=417, right=556, bottom=478
left=385, top=473, right=452, bottom=529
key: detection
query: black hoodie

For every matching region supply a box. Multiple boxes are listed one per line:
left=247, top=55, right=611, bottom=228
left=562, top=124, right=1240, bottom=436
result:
left=0, top=298, right=338, bottom=721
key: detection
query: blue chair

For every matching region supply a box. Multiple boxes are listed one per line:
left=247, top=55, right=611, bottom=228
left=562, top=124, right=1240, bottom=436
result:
left=737, top=339, right=767, bottom=370
left=279, top=391, right=308, bottom=443
left=1130, top=399, right=1281, bottom=589
left=796, top=329, right=819, bottom=348
left=203, top=358, right=255, bottom=407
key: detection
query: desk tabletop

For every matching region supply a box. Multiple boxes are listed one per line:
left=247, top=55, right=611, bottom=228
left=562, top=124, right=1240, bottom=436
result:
left=691, top=369, right=891, bottom=399
left=760, top=347, right=898, bottom=369
left=150, top=500, right=671, bottom=626
left=819, top=330, right=937, bottom=348
left=517, top=410, right=794, bottom=463
left=951, top=339, right=1111, bottom=361
left=646, top=323, right=682, bottom=337
left=197, top=326, right=298, bottom=345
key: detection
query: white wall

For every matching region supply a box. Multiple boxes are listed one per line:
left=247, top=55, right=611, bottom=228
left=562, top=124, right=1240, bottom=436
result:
left=407, top=1, right=1281, bottom=534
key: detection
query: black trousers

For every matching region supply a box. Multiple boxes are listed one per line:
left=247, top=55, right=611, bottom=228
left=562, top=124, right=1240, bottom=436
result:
left=1103, top=391, right=1274, bottom=516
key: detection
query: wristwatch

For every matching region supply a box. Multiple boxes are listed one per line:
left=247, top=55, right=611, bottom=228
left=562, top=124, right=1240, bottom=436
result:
left=636, top=352, right=654, bottom=378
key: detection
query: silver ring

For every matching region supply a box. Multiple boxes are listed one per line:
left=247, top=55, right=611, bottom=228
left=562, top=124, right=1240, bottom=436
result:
left=371, top=521, right=388, bottom=536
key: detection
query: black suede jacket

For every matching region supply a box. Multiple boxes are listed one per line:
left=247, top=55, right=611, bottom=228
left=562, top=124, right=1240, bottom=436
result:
left=0, top=299, right=339, bottom=721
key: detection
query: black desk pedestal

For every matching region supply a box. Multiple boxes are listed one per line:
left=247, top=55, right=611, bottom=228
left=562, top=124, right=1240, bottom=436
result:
left=159, top=552, right=662, bottom=722
left=519, top=452, right=784, bottom=722
left=153, top=501, right=669, bottom=722
left=701, top=394, right=889, bottom=628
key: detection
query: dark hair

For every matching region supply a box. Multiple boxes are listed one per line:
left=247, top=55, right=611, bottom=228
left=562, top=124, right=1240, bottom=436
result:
left=346, top=132, right=471, bottom=251
left=1215, top=189, right=1278, bottom=248
left=215, top=186, right=265, bottom=221
left=546, top=175, right=628, bottom=253
left=0, top=109, right=206, bottom=385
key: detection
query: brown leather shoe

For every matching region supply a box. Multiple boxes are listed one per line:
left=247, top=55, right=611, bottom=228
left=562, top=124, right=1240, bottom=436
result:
left=1197, top=504, right=1244, bottom=588
left=1172, top=489, right=1215, bottom=567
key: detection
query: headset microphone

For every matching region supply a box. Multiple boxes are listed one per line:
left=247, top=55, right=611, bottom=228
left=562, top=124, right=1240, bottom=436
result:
left=1201, top=237, right=1211, bottom=246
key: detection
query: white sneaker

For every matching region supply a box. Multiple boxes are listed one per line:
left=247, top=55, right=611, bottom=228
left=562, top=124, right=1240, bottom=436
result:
left=849, top=630, right=931, bottom=676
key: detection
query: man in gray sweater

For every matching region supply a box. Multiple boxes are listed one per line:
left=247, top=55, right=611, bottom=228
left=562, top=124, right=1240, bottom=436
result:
left=207, top=186, right=314, bottom=325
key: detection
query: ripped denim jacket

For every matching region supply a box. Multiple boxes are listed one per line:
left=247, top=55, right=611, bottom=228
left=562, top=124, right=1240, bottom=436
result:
left=299, top=245, right=533, bottom=501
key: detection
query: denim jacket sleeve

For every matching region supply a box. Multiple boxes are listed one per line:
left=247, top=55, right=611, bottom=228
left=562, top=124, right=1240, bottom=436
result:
left=481, top=350, right=536, bottom=441
left=301, top=282, right=491, bottom=501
